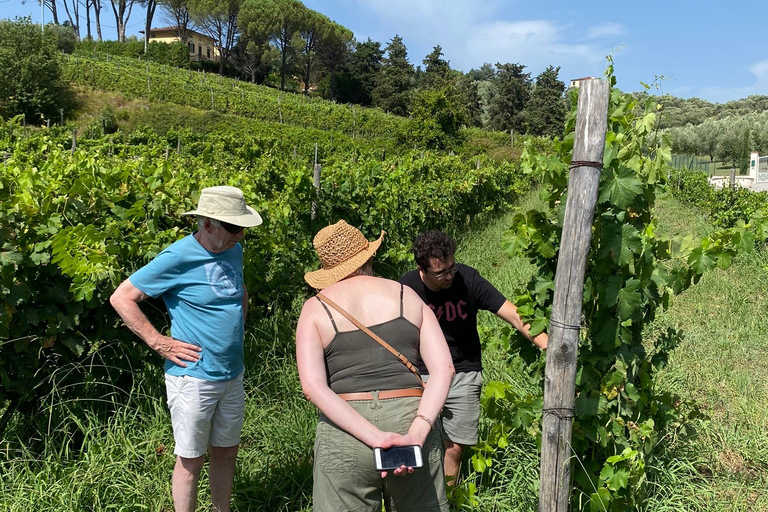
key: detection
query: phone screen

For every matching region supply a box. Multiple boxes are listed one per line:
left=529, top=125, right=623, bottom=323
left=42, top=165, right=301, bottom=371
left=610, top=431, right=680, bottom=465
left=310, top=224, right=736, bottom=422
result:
left=376, top=445, right=421, bottom=469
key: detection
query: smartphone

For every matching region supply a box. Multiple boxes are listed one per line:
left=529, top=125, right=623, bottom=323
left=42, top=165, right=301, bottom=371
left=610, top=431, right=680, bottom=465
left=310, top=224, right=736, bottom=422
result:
left=373, top=445, right=423, bottom=471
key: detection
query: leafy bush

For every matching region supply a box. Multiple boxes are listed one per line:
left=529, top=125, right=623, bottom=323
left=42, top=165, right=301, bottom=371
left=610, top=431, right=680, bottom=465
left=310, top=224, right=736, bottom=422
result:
left=667, top=167, right=713, bottom=208
left=402, top=86, right=468, bottom=150
left=145, top=41, right=190, bottom=68
left=668, top=167, right=768, bottom=228
left=0, top=18, right=71, bottom=123
left=45, top=24, right=77, bottom=54
left=75, top=39, right=144, bottom=59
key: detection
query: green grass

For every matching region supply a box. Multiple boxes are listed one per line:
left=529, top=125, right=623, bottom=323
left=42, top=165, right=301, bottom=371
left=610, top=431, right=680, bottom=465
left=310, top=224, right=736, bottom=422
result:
left=648, top=193, right=768, bottom=510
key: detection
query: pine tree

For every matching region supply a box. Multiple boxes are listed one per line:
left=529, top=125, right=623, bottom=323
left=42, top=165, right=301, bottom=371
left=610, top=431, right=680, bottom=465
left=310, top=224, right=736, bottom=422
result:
left=487, top=62, right=531, bottom=133
left=523, top=65, right=566, bottom=137
left=339, top=38, right=383, bottom=105
left=421, top=45, right=450, bottom=89
left=371, top=35, right=414, bottom=116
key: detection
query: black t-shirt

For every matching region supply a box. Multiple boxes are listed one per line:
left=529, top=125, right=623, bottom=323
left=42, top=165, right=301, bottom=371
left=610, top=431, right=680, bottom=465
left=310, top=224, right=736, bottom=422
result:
left=399, top=264, right=506, bottom=373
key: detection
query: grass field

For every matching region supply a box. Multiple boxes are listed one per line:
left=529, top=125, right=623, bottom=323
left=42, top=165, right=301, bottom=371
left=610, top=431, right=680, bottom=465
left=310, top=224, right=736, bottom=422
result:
left=649, top=193, right=768, bottom=510
left=2, top=190, right=767, bottom=511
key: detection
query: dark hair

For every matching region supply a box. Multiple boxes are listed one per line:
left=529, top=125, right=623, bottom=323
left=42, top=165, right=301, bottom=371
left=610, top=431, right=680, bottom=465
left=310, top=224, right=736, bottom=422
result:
left=412, top=231, right=457, bottom=269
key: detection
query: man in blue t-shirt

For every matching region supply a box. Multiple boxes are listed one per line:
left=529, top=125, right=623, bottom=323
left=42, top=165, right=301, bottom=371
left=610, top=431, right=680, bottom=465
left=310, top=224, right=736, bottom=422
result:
left=110, top=186, right=262, bottom=512
left=399, top=230, right=548, bottom=487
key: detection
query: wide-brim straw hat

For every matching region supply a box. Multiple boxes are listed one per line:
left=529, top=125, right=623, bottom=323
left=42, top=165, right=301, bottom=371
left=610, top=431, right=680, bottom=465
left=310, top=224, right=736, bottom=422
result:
left=304, top=220, right=385, bottom=289
left=181, top=186, right=263, bottom=227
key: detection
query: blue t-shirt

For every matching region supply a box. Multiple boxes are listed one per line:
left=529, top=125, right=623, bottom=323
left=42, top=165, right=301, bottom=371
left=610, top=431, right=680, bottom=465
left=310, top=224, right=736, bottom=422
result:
left=129, top=234, right=245, bottom=381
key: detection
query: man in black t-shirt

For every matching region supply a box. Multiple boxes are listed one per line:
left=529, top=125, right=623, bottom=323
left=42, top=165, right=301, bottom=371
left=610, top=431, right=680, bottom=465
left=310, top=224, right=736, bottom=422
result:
left=399, top=230, right=547, bottom=486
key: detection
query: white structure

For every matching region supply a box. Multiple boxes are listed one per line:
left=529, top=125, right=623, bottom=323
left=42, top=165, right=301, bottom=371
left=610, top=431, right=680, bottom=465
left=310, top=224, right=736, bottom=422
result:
left=707, top=151, right=768, bottom=191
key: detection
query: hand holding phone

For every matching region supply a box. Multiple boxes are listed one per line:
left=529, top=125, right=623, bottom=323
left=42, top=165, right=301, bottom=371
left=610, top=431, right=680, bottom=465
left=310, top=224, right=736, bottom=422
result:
left=373, top=445, right=423, bottom=472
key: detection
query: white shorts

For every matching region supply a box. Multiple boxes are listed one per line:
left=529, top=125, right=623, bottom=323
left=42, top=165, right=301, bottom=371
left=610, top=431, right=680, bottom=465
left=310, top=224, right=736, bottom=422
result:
left=165, top=371, right=245, bottom=458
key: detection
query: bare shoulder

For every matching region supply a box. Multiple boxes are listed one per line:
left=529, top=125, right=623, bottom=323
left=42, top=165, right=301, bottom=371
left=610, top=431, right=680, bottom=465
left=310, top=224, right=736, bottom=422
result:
left=400, top=283, right=425, bottom=324
left=297, top=296, right=322, bottom=323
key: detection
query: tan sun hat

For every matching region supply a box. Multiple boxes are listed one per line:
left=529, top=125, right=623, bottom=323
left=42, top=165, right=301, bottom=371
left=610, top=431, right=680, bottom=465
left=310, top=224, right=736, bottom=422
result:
left=304, top=220, right=385, bottom=289
left=182, top=186, right=263, bottom=227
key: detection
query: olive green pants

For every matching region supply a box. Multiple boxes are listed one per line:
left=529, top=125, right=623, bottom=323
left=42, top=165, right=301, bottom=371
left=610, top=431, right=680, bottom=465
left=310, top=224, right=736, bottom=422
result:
left=312, top=394, right=449, bottom=512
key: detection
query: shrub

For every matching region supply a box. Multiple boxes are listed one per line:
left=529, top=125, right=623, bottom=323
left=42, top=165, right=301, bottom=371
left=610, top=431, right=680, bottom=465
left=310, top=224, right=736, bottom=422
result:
left=45, top=24, right=77, bottom=54
left=144, top=41, right=189, bottom=68
left=402, top=86, right=468, bottom=150
left=0, top=18, right=71, bottom=123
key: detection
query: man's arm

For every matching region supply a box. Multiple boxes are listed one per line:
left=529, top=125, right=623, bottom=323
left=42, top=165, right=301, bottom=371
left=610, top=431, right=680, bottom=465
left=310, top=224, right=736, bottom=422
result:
left=110, top=279, right=202, bottom=366
left=495, top=300, right=548, bottom=349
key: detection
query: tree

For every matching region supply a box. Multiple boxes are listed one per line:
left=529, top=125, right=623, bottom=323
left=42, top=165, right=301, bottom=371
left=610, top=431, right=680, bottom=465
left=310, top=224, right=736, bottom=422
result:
left=45, top=23, right=77, bottom=53
left=231, top=28, right=275, bottom=84
left=159, top=0, right=191, bottom=45
left=240, top=0, right=305, bottom=91
left=26, top=0, right=60, bottom=25
left=487, top=62, right=531, bottom=133
left=466, top=63, right=497, bottom=127
left=456, top=73, right=483, bottom=127
left=0, top=18, right=70, bottom=122
left=84, top=0, right=93, bottom=40
left=372, top=35, right=414, bottom=116
left=522, top=65, right=566, bottom=137
left=142, top=0, right=158, bottom=52
left=317, top=21, right=353, bottom=101
left=296, top=9, right=329, bottom=94
left=336, top=38, right=383, bottom=105
left=739, top=127, right=752, bottom=174
left=60, top=0, right=81, bottom=40
left=189, top=0, right=242, bottom=75
left=698, top=121, right=720, bottom=161
left=110, top=0, right=136, bottom=42
left=421, top=45, right=451, bottom=89
left=91, top=0, right=104, bottom=41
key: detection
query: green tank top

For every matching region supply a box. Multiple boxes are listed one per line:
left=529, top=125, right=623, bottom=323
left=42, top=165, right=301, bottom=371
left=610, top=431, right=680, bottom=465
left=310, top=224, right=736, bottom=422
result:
left=318, top=284, right=422, bottom=394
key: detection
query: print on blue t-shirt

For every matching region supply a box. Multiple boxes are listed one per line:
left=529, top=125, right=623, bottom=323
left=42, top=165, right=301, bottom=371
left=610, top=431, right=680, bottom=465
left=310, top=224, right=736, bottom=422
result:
left=129, top=235, right=245, bottom=381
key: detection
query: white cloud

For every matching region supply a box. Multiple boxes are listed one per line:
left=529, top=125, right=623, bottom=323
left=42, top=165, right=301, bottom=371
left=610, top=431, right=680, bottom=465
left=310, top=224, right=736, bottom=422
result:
left=458, top=20, right=606, bottom=77
left=587, top=22, right=626, bottom=39
left=668, top=60, right=768, bottom=102
left=344, top=2, right=616, bottom=79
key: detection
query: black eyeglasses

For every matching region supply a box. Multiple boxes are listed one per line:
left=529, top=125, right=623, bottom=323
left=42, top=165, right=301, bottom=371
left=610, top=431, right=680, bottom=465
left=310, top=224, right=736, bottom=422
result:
left=220, top=221, right=245, bottom=234
left=424, top=262, right=458, bottom=280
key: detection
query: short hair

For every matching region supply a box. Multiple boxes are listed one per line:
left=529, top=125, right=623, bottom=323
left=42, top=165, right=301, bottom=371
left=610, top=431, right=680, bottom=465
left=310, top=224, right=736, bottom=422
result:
left=197, top=216, right=221, bottom=229
left=412, top=231, right=457, bottom=270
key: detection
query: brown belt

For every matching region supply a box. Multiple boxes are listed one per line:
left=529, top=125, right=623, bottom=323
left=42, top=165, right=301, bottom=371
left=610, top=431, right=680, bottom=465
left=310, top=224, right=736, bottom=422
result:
left=337, top=388, right=424, bottom=401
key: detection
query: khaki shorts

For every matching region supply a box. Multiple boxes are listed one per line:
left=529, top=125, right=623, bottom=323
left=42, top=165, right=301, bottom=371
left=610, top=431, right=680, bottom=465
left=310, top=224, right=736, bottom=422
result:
left=425, top=371, right=483, bottom=446
left=313, top=394, right=448, bottom=512
left=165, top=371, right=245, bottom=458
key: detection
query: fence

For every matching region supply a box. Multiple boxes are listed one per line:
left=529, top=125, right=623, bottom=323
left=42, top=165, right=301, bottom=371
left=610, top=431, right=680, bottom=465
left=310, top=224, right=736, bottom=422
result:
left=671, top=154, right=714, bottom=174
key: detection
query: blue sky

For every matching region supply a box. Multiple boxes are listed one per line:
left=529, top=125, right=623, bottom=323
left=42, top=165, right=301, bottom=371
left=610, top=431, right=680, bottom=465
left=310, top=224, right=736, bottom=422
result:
left=3, top=0, right=766, bottom=103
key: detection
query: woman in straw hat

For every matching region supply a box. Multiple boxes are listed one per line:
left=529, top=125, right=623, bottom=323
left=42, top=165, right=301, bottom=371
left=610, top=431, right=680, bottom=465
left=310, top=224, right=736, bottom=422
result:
left=296, top=220, right=454, bottom=512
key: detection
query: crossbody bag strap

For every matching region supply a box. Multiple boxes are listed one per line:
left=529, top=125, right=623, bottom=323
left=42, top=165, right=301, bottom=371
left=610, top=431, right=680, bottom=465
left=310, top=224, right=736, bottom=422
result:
left=316, top=293, right=425, bottom=389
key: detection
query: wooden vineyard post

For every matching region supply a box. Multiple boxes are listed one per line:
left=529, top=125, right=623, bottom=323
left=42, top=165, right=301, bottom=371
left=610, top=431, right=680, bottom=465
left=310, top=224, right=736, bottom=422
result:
left=538, top=78, right=610, bottom=512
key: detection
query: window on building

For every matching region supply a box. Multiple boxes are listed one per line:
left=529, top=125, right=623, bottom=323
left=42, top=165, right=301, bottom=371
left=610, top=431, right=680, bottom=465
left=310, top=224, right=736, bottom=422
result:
left=188, top=42, right=194, bottom=53
left=207, top=47, right=211, bottom=59
left=198, top=45, right=202, bottom=57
